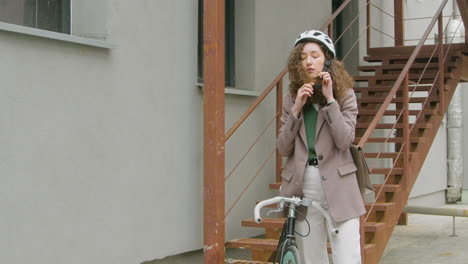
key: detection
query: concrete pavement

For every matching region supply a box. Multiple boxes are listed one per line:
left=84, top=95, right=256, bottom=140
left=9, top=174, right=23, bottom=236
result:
left=381, top=190, right=468, bottom=264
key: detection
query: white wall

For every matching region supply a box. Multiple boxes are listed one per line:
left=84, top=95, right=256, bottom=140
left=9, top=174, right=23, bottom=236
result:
left=409, top=121, right=448, bottom=205
left=0, top=1, right=202, bottom=263
left=72, top=0, right=109, bottom=39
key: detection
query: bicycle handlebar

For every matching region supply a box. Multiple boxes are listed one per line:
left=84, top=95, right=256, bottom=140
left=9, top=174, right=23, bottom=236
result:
left=254, top=196, right=302, bottom=223
left=254, top=196, right=339, bottom=235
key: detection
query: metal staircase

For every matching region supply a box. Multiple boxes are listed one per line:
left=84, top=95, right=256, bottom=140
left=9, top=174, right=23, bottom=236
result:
left=225, top=44, right=466, bottom=264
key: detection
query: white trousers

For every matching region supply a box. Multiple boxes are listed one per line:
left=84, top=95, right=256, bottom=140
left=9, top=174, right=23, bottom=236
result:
left=296, top=166, right=362, bottom=264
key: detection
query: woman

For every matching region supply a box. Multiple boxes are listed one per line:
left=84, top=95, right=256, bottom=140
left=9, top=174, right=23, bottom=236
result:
left=277, top=30, right=365, bottom=264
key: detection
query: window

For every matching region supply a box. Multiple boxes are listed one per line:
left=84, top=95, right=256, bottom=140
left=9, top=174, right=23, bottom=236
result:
left=332, top=0, right=344, bottom=59
left=198, top=0, right=235, bottom=87
left=0, top=0, right=71, bottom=34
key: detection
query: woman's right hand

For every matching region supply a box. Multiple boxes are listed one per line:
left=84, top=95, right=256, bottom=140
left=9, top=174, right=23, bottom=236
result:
left=292, top=83, right=313, bottom=118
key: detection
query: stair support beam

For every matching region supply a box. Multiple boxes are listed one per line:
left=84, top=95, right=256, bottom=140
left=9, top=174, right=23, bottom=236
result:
left=403, top=74, right=410, bottom=193
left=357, top=0, right=449, bottom=148
left=203, top=0, right=225, bottom=263
left=438, top=13, right=446, bottom=114
left=394, top=0, right=404, bottom=46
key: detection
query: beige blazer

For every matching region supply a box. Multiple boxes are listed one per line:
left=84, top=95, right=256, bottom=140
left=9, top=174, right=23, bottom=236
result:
left=277, top=89, right=365, bottom=222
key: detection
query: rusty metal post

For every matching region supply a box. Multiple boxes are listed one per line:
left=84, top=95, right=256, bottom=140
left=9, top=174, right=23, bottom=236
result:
left=402, top=74, right=409, bottom=191
left=456, top=0, right=468, bottom=54
left=360, top=215, right=365, bottom=263
left=367, top=0, right=371, bottom=52
left=394, top=0, right=404, bottom=46
left=438, top=14, right=445, bottom=114
left=203, top=0, right=225, bottom=263
left=276, top=79, right=283, bottom=183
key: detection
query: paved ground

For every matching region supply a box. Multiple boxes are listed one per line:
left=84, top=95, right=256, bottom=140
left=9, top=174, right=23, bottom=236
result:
left=381, top=213, right=468, bottom=264
left=381, top=190, right=468, bottom=264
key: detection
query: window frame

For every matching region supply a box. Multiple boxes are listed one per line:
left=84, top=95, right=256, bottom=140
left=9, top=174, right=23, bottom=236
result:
left=198, top=0, right=236, bottom=87
left=0, top=0, right=71, bottom=34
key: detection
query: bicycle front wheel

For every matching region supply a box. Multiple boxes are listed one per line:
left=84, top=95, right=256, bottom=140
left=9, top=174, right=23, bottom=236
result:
left=281, top=246, right=301, bottom=264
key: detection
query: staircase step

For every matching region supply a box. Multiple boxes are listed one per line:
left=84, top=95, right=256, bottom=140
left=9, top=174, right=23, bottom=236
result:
left=370, top=168, right=403, bottom=175
left=363, top=55, right=435, bottom=62
left=365, top=202, right=395, bottom=213
left=358, top=96, right=439, bottom=104
left=356, top=123, right=432, bottom=129
left=365, top=202, right=397, bottom=222
left=269, top=182, right=281, bottom=190
left=357, top=63, right=441, bottom=72
left=354, top=85, right=436, bottom=92
left=363, top=53, right=462, bottom=63
left=354, top=74, right=439, bottom=82
left=373, top=184, right=402, bottom=192
left=226, top=238, right=278, bottom=251
left=365, top=44, right=464, bottom=59
left=357, top=109, right=438, bottom=116
left=364, top=152, right=417, bottom=159
left=365, top=222, right=386, bottom=233
left=363, top=47, right=463, bottom=62
left=354, top=137, right=425, bottom=144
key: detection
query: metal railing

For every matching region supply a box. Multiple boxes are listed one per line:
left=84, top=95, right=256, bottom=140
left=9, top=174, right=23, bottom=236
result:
left=360, top=0, right=465, bottom=225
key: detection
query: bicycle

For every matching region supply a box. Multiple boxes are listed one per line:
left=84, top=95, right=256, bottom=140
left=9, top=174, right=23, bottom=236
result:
left=254, top=196, right=339, bottom=264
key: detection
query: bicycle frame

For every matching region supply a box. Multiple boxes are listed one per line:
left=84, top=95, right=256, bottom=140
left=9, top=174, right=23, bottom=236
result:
left=254, top=196, right=339, bottom=264
left=275, top=205, right=298, bottom=263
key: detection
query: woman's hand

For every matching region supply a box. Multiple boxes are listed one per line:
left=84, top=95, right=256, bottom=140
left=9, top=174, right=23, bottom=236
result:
left=292, top=83, right=313, bottom=118
left=319, top=71, right=334, bottom=103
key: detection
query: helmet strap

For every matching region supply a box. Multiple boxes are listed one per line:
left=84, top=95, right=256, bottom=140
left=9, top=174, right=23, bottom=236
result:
left=323, top=59, right=331, bottom=72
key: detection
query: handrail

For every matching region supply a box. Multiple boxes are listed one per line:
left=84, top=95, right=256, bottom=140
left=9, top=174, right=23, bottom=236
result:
left=224, top=0, right=353, bottom=142
left=357, top=0, right=449, bottom=148
left=225, top=68, right=287, bottom=141
left=366, top=34, right=461, bottom=221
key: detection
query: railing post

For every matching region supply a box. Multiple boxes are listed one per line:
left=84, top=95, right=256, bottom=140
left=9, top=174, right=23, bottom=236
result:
left=360, top=215, right=366, bottom=263
left=367, top=0, right=371, bottom=52
left=394, top=0, right=404, bottom=46
left=276, top=79, right=283, bottom=184
left=403, top=74, right=409, bottom=191
left=203, top=0, right=225, bottom=263
left=438, top=13, right=445, bottom=114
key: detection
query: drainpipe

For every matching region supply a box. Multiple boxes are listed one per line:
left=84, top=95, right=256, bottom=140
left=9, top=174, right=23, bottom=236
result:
left=445, top=2, right=465, bottom=203
left=446, top=85, right=463, bottom=203
left=447, top=0, right=465, bottom=44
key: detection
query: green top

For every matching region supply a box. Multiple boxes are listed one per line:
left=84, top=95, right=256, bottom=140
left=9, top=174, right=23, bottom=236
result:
left=303, top=104, right=318, bottom=161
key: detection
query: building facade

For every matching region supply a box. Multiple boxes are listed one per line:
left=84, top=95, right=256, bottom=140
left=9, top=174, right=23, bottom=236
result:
left=0, top=0, right=465, bottom=263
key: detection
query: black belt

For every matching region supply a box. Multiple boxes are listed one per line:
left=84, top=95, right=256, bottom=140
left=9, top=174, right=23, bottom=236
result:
left=307, top=157, right=318, bottom=166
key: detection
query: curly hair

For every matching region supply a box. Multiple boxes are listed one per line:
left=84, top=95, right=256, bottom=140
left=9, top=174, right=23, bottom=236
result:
left=287, top=41, right=354, bottom=105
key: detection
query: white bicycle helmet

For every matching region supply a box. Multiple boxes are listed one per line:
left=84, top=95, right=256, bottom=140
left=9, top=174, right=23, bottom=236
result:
left=294, top=30, right=336, bottom=58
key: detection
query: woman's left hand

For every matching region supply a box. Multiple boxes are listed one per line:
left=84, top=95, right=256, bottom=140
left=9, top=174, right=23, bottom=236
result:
left=319, top=71, right=334, bottom=103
